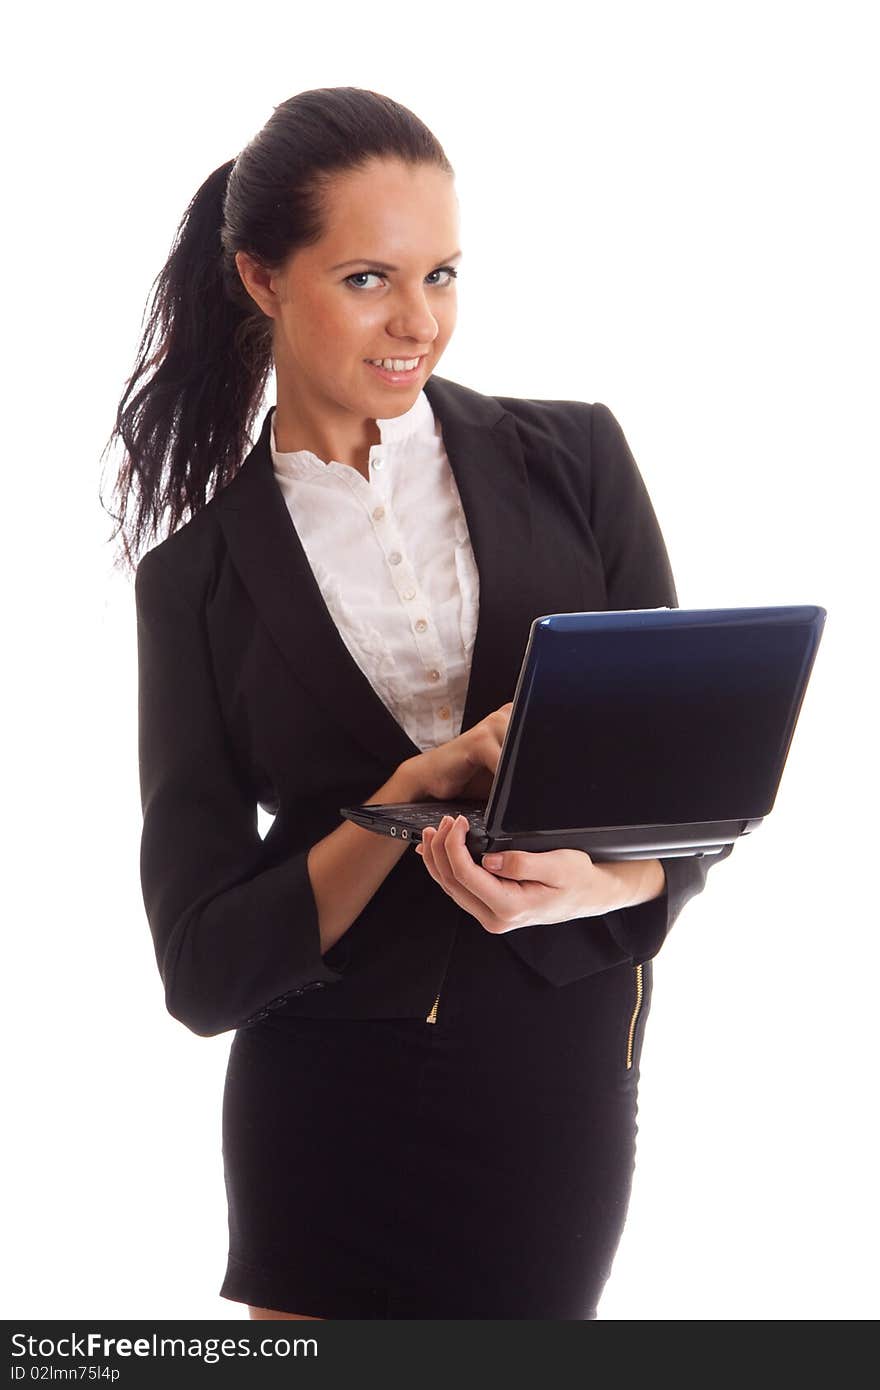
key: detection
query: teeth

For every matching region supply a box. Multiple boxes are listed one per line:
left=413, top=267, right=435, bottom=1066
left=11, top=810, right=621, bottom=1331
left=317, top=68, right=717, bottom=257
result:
left=369, top=358, right=420, bottom=371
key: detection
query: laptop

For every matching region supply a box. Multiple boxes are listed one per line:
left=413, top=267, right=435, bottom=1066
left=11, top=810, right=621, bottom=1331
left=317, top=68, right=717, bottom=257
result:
left=339, top=604, right=826, bottom=862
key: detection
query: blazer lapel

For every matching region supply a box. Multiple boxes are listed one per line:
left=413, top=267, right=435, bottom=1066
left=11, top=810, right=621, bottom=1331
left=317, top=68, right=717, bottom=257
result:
left=216, top=373, right=535, bottom=772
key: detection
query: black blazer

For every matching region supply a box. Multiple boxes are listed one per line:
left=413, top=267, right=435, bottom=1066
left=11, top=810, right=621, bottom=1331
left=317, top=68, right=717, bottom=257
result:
left=135, top=373, right=733, bottom=1037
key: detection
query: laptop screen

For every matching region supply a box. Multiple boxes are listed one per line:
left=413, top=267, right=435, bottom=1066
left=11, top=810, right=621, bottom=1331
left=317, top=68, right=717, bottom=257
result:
left=489, top=608, right=823, bottom=834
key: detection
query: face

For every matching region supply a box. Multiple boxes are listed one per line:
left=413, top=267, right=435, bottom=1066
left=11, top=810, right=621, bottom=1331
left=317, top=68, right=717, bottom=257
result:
left=237, top=158, right=460, bottom=429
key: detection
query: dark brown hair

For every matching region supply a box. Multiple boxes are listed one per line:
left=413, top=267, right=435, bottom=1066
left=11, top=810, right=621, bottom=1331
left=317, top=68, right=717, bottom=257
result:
left=100, top=87, right=453, bottom=573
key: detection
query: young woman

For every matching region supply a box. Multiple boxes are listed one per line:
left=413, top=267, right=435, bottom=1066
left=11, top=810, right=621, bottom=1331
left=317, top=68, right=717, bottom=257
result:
left=106, top=86, right=733, bottom=1320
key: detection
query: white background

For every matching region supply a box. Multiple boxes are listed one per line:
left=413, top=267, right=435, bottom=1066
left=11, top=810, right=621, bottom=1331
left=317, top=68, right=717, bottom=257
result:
left=4, top=0, right=877, bottom=1321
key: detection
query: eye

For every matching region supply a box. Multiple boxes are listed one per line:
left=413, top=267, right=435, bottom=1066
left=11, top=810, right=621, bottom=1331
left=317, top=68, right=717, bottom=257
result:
left=344, top=266, right=459, bottom=291
left=426, top=266, right=459, bottom=287
left=344, top=271, right=384, bottom=290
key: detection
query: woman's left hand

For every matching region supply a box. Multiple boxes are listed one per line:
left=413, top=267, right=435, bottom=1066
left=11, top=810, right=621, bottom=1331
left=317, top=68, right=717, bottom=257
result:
left=416, top=813, right=648, bottom=935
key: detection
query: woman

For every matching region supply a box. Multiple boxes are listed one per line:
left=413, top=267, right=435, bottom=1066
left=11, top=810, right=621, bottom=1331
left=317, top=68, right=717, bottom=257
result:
left=106, top=86, right=733, bottom=1320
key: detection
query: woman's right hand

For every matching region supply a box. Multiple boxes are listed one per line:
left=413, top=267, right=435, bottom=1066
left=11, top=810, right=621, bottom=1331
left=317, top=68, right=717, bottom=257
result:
left=398, top=702, right=514, bottom=803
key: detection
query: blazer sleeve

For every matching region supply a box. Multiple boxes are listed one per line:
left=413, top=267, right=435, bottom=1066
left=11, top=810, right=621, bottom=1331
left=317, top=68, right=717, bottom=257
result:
left=135, top=548, right=344, bottom=1038
left=587, top=402, right=734, bottom=965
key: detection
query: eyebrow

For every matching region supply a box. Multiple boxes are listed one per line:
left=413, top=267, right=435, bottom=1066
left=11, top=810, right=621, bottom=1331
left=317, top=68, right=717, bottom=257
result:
left=330, top=250, right=463, bottom=272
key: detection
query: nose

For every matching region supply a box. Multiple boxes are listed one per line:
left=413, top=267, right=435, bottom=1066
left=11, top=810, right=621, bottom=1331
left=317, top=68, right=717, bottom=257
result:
left=386, top=284, right=441, bottom=347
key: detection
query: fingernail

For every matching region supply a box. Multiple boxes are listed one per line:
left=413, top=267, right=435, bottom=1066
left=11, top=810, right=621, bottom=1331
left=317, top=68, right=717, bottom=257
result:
left=482, top=854, right=503, bottom=870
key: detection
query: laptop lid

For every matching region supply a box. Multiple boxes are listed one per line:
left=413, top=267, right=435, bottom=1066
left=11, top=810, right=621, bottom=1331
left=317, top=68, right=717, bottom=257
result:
left=483, top=604, right=826, bottom=839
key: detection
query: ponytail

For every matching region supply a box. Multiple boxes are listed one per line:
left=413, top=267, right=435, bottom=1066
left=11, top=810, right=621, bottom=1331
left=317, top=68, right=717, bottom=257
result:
left=101, top=87, right=454, bottom=574
left=100, top=157, right=272, bottom=572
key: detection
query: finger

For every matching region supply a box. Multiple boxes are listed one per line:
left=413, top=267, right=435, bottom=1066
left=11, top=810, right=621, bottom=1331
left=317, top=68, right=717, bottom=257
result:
left=426, top=815, right=458, bottom=890
left=480, top=847, right=590, bottom=887
left=421, top=820, right=478, bottom=915
left=418, top=826, right=440, bottom=880
left=437, top=815, right=526, bottom=918
left=424, top=820, right=558, bottom=935
left=420, top=829, right=453, bottom=893
left=423, top=817, right=493, bottom=916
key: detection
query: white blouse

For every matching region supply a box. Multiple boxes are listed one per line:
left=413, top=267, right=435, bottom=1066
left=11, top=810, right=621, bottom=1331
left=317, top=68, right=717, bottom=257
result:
left=270, top=388, right=481, bottom=752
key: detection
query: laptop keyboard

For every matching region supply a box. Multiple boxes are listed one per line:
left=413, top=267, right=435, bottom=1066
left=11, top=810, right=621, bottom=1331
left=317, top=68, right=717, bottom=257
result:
left=394, top=803, right=487, bottom=830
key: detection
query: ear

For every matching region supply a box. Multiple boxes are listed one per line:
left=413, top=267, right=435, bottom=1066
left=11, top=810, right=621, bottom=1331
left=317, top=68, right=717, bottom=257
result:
left=234, top=249, right=281, bottom=320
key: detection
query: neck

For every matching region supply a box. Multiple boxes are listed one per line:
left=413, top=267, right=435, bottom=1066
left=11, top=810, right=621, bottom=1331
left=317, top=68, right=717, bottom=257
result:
left=273, top=386, right=381, bottom=472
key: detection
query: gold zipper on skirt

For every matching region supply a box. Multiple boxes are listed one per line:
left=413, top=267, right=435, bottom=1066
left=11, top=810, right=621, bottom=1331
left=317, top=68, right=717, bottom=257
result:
left=625, top=963, right=644, bottom=1070
left=426, top=924, right=460, bottom=1024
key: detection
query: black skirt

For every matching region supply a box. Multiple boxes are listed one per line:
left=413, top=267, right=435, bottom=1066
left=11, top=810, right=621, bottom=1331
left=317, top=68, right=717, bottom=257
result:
left=219, top=915, right=652, bottom=1320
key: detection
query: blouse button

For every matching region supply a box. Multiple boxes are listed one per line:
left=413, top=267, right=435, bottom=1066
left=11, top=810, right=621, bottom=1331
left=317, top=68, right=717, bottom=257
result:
left=372, top=457, right=383, bottom=469
left=427, top=669, right=441, bottom=682
left=402, top=588, right=416, bottom=601
left=438, top=705, right=451, bottom=719
left=388, top=551, right=402, bottom=565
left=415, top=618, right=428, bottom=633
left=372, top=505, right=385, bottom=521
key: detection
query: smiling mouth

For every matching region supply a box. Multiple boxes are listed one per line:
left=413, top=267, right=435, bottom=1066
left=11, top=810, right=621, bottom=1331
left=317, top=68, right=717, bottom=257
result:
left=365, top=356, right=425, bottom=371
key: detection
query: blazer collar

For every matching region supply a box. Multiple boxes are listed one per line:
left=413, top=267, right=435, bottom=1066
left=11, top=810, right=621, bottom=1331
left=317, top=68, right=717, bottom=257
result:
left=216, top=373, right=534, bottom=772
